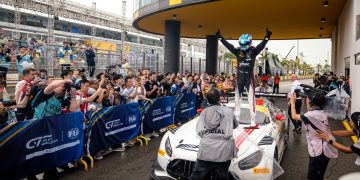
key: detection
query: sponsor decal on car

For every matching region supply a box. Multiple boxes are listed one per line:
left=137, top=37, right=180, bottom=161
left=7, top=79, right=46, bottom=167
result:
left=253, top=168, right=270, bottom=174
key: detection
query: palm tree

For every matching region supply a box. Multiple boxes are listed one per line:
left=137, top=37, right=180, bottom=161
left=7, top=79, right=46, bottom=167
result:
left=289, top=59, right=296, bottom=74
left=316, top=63, right=323, bottom=73
left=280, top=59, right=289, bottom=75
left=324, top=64, right=330, bottom=73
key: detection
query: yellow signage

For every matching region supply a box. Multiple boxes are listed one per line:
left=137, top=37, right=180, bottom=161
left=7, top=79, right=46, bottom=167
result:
left=253, top=168, right=270, bottom=174
left=169, top=0, right=182, bottom=6
left=123, top=44, right=131, bottom=54
left=92, top=41, right=117, bottom=52
left=231, top=59, right=237, bottom=67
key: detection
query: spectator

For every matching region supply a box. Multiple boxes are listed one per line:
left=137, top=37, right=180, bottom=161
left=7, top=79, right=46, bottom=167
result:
left=15, top=68, right=36, bottom=121
left=16, top=45, right=33, bottom=77
left=58, top=41, right=74, bottom=72
left=267, top=74, right=273, bottom=89
left=121, top=76, right=139, bottom=103
left=75, top=78, right=104, bottom=114
left=273, top=73, right=280, bottom=93
left=287, top=74, right=303, bottom=134
left=313, top=73, right=321, bottom=89
left=0, top=71, right=16, bottom=125
left=138, top=75, right=152, bottom=103
left=260, top=73, right=268, bottom=84
left=0, top=30, right=8, bottom=46
left=31, top=79, right=77, bottom=119
left=61, top=69, right=74, bottom=80
left=193, top=78, right=204, bottom=109
left=85, top=44, right=96, bottom=78
left=145, top=72, right=159, bottom=99
left=290, top=92, right=338, bottom=180
left=122, top=59, right=131, bottom=69
left=0, top=42, right=11, bottom=78
left=190, top=88, right=238, bottom=180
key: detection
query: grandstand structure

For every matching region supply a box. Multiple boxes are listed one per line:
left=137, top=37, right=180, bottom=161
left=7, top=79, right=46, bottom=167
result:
left=0, top=0, right=229, bottom=76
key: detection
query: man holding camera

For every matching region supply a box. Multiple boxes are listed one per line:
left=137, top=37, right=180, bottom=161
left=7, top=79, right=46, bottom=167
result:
left=290, top=91, right=338, bottom=180
left=75, top=77, right=105, bottom=114
left=32, top=79, right=78, bottom=119
left=288, top=74, right=303, bottom=134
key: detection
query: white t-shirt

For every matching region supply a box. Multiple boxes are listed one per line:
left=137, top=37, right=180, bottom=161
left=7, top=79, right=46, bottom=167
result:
left=121, top=86, right=137, bottom=103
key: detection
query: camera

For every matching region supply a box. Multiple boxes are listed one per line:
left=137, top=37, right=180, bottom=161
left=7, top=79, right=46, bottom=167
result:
left=298, top=84, right=326, bottom=99
left=1, top=100, right=16, bottom=107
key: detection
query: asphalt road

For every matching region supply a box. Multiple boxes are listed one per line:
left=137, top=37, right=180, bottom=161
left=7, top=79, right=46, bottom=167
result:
left=60, top=79, right=359, bottom=180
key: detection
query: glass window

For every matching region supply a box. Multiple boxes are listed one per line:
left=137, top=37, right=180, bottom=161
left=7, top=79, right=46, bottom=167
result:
left=355, top=54, right=360, bottom=65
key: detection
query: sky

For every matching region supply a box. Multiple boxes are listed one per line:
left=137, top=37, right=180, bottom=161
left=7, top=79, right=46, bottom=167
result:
left=73, top=0, right=332, bottom=66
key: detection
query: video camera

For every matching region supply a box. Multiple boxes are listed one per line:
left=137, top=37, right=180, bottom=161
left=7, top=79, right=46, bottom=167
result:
left=295, top=84, right=327, bottom=99
left=64, top=82, right=72, bottom=92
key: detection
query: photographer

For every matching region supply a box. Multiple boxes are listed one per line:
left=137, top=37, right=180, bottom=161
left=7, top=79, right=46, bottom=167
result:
left=317, top=112, right=360, bottom=166
left=32, top=79, right=77, bottom=119
left=190, top=88, right=238, bottom=180
left=0, top=72, right=16, bottom=125
left=75, top=77, right=105, bottom=114
left=290, top=92, right=338, bottom=180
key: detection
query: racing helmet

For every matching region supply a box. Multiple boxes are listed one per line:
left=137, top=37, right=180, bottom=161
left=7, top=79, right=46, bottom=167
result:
left=239, top=34, right=252, bottom=51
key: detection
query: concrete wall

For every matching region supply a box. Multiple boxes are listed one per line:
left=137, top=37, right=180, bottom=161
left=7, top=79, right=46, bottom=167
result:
left=334, top=0, right=360, bottom=113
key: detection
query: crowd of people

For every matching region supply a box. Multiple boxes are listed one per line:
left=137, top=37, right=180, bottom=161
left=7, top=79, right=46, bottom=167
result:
left=313, top=72, right=351, bottom=95
left=0, top=65, right=241, bottom=125
left=0, top=29, right=100, bottom=79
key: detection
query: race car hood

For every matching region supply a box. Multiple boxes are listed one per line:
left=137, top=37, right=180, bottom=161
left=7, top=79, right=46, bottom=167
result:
left=168, top=106, right=275, bottom=161
left=169, top=117, right=200, bottom=161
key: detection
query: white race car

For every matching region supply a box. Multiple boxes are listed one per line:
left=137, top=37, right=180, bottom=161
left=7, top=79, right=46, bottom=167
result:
left=151, top=98, right=289, bottom=180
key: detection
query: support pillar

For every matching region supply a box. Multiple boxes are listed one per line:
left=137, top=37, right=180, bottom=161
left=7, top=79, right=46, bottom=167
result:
left=205, top=35, right=218, bottom=75
left=164, top=20, right=181, bottom=73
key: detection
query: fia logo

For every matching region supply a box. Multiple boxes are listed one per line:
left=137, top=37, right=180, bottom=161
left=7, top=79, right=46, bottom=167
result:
left=166, top=106, right=172, bottom=113
left=128, top=115, right=137, bottom=124
left=67, top=128, right=79, bottom=139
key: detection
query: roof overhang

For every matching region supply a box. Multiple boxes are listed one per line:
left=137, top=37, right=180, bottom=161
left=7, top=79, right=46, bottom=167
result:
left=133, top=0, right=347, bottom=40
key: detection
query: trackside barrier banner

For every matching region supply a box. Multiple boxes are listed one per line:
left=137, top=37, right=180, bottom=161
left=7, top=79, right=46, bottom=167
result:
left=142, top=96, right=174, bottom=134
left=174, top=93, right=196, bottom=123
left=85, top=103, right=140, bottom=155
left=0, top=112, right=84, bottom=179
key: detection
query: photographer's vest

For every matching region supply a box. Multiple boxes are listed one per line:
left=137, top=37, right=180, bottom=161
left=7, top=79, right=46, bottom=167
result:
left=301, top=110, right=338, bottom=158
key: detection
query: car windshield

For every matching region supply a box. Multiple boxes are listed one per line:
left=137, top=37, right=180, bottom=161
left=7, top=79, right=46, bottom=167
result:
left=228, top=107, right=270, bottom=125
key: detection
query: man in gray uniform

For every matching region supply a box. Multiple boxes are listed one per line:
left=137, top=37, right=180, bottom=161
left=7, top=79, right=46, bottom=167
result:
left=190, top=88, right=239, bottom=180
